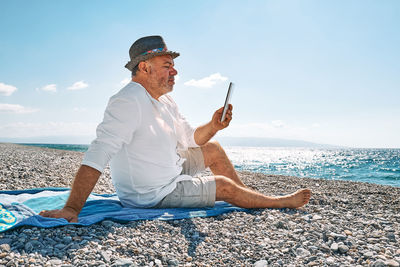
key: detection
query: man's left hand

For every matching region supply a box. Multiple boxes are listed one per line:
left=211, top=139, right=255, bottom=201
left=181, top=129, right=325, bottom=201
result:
left=211, top=104, right=233, bottom=131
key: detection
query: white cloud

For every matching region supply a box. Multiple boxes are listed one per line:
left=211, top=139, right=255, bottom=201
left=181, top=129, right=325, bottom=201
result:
left=37, top=84, right=57, bottom=93
left=0, top=82, right=18, bottom=96
left=0, top=103, right=38, bottom=114
left=175, top=74, right=180, bottom=82
left=184, top=73, right=228, bottom=88
left=0, top=122, right=97, bottom=138
left=68, top=81, right=89, bottom=90
left=73, top=107, right=87, bottom=112
left=120, top=78, right=131, bottom=86
left=271, top=120, right=285, bottom=128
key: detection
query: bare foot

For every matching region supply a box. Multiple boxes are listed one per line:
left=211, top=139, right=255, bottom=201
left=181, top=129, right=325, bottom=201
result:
left=277, top=189, right=311, bottom=208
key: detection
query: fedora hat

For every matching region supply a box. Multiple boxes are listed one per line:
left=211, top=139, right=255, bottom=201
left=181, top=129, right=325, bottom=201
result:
left=125, top=35, right=180, bottom=71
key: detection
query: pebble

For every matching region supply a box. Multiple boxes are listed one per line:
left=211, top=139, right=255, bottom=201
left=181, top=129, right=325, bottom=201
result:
left=386, top=260, right=400, bottom=267
left=55, top=243, right=65, bottom=249
left=387, top=233, right=396, bottom=241
left=296, top=247, right=311, bottom=257
left=48, top=259, right=62, bottom=265
left=24, top=240, right=43, bottom=252
left=326, top=257, right=335, bottom=264
left=338, top=244, right=349, bottom=254
left=312, top=214, right=322, bottom=220
left=330, top=242, right=339, bottom=252
left=100, top=251, right=111, bottom=263
left=167, top=258, right=179, bottom=266
left=364, top=251, right=374, bottom=258
left=112, top=258, right=135, bottom=267
left=102, top=220, right=114, bottom=228
left=1, top=143, right=400, bottom=266
left=0, top=244, right=10, bottom=252
left=253, top=260, right=268, bottom=267
left=344, top=230, right=352, bottom=236
left=62, top=236, right=72, bottom=244
left=275, top=221, right=287, bottom=229
left=371, top=259, right=386, bottom=267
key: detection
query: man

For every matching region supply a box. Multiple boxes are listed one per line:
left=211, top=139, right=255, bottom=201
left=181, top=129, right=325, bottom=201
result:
left=40, top=36, right=311, bottom=223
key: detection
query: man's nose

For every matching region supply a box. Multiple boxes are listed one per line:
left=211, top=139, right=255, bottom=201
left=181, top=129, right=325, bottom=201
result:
left=170, top=67, right=178, bottom=76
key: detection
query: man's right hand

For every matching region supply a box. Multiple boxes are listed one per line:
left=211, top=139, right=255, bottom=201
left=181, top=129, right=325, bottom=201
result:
left=39, top=206, right=79, bottom=223
left=38, top=165, right=102, bottom=223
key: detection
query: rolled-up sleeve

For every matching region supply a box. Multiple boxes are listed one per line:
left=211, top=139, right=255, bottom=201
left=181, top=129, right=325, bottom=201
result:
left=82, top=95, right=141, bottom=173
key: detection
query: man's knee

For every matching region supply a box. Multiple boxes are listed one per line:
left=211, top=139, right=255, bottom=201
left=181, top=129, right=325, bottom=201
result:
left=209, top=140, right=222, bottom=149
left=202, top=140, right=223, bottom=154
left=215, top=175, right=237, bottom=200
left=201, top=140, right=225, bottom=166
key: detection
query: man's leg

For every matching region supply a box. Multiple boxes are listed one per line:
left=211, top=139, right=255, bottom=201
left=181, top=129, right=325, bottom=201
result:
left=215, top=176, right=311, bottom=209
left=201, top=140, right=246, bottom=187
left=200, top=140, right=311, bottom=208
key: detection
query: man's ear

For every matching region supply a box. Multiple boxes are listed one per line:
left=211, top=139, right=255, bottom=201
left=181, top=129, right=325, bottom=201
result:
left=138, top=61, right=150, bottom=74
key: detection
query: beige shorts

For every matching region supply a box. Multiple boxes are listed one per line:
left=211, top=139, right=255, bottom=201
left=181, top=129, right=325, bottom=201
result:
left=155, top=147, right=216, bottom=208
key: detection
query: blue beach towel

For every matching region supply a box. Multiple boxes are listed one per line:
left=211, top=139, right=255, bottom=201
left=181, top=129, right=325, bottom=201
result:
left=0, top=188, right=245, bottom=232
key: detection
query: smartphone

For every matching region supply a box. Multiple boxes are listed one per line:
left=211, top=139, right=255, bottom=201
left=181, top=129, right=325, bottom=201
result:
left=220, top=82, right=234, bottom=122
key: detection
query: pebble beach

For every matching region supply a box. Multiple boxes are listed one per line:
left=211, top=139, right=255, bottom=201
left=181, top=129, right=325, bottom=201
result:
left=0, top=143, right=399, bottom=267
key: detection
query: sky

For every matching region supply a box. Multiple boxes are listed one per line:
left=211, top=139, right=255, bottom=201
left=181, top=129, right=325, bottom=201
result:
left=0, top=0, right=399, bottom=148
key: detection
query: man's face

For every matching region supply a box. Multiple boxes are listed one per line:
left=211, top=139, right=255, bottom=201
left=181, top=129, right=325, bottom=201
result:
left=146, top=55, right=178, bottom=96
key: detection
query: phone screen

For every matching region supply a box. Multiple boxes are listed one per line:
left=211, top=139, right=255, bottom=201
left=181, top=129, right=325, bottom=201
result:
left=220, top=82, right=234, bottom=122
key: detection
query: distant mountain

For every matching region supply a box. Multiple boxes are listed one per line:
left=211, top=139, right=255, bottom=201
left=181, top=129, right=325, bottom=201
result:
left=0, top=136, right=93, bottom=145
left=1, top=135, right=340, bottom=148
left=215, top=136, right=340, bottom=148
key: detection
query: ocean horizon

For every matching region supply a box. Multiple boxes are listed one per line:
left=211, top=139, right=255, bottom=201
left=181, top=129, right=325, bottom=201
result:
left=18, top=143, right=400, bottom=188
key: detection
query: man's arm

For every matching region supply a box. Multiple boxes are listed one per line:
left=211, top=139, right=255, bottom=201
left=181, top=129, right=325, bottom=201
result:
left=194, top=104, right=233, bottom=146
left=39, top=165, right=101, bottom=222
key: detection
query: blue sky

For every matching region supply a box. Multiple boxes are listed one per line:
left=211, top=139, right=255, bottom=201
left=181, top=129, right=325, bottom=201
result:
left=1, top=0, right=399, bottom=148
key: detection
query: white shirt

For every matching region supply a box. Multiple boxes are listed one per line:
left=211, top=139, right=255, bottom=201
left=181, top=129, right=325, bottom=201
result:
left=82, top=82, right=199, bottom=208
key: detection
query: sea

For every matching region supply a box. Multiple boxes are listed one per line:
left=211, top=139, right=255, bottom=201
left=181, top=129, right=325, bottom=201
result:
left=20, top=143, right=400, bottom=188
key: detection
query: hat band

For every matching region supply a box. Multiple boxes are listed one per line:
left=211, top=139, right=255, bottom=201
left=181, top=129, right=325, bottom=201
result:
left=140, top=47, right=167, bottom=56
